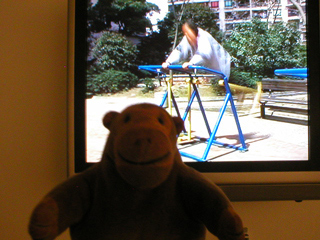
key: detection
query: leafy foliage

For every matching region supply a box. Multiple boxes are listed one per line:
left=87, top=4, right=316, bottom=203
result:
left=141, top=78, right=156, bottom=93
left=136, top=3, right=222, bottom=68
left=137, top=27, right=172, bottom=66
left=225, top=18, right=306, bottom=81
left=87, top=31, right=140, bottom=93
left=92, top=31, right=139, bottom=73
left=178, top=4, right=222, bottom=43
left=153, top=3, right=223, bottom=64
left=163, top=4, right=222, bottom=47
left=111, top=0, right=157, bottom=35
left=88, top=0, right=158, bottom=35
left=229, top=68, right=260, bottom=88
left=87, top=69, right=139, bottom=93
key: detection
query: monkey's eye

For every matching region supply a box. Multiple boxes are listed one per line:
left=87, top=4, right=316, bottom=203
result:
left=158, top=117, right=165, bottom=125
left=124, top=114, right=131, bottom=123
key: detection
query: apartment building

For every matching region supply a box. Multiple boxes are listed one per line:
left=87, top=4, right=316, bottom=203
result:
left=168, top=0, right=306, bottom=42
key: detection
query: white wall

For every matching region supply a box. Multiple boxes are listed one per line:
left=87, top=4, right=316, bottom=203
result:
left=0, top=1, right=319, bottom=240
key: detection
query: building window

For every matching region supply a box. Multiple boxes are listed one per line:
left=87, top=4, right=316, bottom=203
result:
left=273, top=9, right=282, bottom=17
left=211, top=1, right=219, bottom=8
left=225, top=0, right=233, bottom=8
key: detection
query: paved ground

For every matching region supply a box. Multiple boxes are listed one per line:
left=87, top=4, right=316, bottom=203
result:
left=86, top=94, right=308, bottom=163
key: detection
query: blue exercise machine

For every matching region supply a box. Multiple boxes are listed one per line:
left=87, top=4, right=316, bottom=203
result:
left=138, top=65, right=248, bottom=162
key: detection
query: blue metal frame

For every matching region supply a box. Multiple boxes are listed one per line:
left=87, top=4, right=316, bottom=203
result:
left=181, top=82, right=211, bottom=136
left=139, top=65, right=248, bottom=162
left=274, top=68, right=308, bottom=78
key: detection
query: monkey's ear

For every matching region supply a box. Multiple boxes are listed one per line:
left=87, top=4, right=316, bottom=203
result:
left=172, top=116, right=184, bottom=135
left=102, top=111, right=119, bottom=130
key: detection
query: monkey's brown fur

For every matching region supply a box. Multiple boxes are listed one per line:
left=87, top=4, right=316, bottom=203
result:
left=29, top=103, right=244, bottom=240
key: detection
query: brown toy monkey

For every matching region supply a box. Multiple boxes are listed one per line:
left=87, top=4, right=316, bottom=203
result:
left=29, top=103, right=244, bottom=240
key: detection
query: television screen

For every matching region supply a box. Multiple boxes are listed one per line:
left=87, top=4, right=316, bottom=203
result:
left=71, top=0, right=320, bottom=200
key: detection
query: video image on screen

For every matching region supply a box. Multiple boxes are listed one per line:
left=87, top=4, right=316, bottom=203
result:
left=73, top=0, right=319, bottom=175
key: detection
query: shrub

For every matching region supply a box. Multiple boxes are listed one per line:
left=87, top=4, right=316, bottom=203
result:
left=225, top=18, right=306, bottom=80
left=91, top=31, right=139, bottom=73
left=141, top=78, right=156, bottom=94
left=87, top=70, right=139, bottom=94
left=210, top=68, right=260, bottom=95
left=229, top=68, right=261, bottom=88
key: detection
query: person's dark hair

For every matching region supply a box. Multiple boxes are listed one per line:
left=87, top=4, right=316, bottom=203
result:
left=184, top=20, right=198, bottom=36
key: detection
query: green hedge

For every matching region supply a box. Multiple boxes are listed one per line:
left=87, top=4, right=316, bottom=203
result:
left=87, top=70, right=139, bottom=94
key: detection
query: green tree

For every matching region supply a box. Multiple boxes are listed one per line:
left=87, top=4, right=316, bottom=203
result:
left=154, top=3, right=222, bottom=62
left=87, top=31, right=140, bottom=94
left=111, top=0, right=158, bottom=35
left=137, top=25, right=172, bottom=66
left=179, top=4, right=222, bottom=42
left=89, top=0, right=158, bottom=35
left=92, top=31, right=139, bottom=73
left=225, top=18, right=306, bottom=83
left=264, top=21, right=306, bottom=73
left=87, top=0, right=112, bottom=33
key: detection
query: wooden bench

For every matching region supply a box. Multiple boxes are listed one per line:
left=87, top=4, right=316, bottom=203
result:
left=260, top=78, right=308, bottom=119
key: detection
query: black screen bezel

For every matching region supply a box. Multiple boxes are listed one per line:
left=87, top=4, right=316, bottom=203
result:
left=73, top=1, right=320, bottom=175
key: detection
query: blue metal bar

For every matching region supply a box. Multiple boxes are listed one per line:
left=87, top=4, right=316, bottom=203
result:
left=159, top=91, right=168, bottom=107
left=274, top=68, right=308, bottom=78
left=182, top=89, right=197, bottom=121
left=222, top=77, right=247, bottom=151
left=139, top=65, right=227, bottom=79
left=138, top=65, right=164, bottom=75
left=188, top=65, right=227, bottom=78
left=212, top=140, right=247, bottom=151
left=170, top=90, right=186, bottom=132
left=180, top=151, right=207, bottom=162
left=201, top=92, right=231, bottom=160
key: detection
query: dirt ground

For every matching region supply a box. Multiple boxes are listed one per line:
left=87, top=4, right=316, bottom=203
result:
left=86, top=86, right=308, bottom=163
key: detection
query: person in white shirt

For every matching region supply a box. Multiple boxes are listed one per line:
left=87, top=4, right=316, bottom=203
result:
left=162, top=20, right=231, bottom=78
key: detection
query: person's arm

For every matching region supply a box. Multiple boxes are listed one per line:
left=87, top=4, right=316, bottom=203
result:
left=162, top=37, right=189, bottom=68
left=182, top=54, right=205, bottom=69
left=182, top=51, right=207, bottom=69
